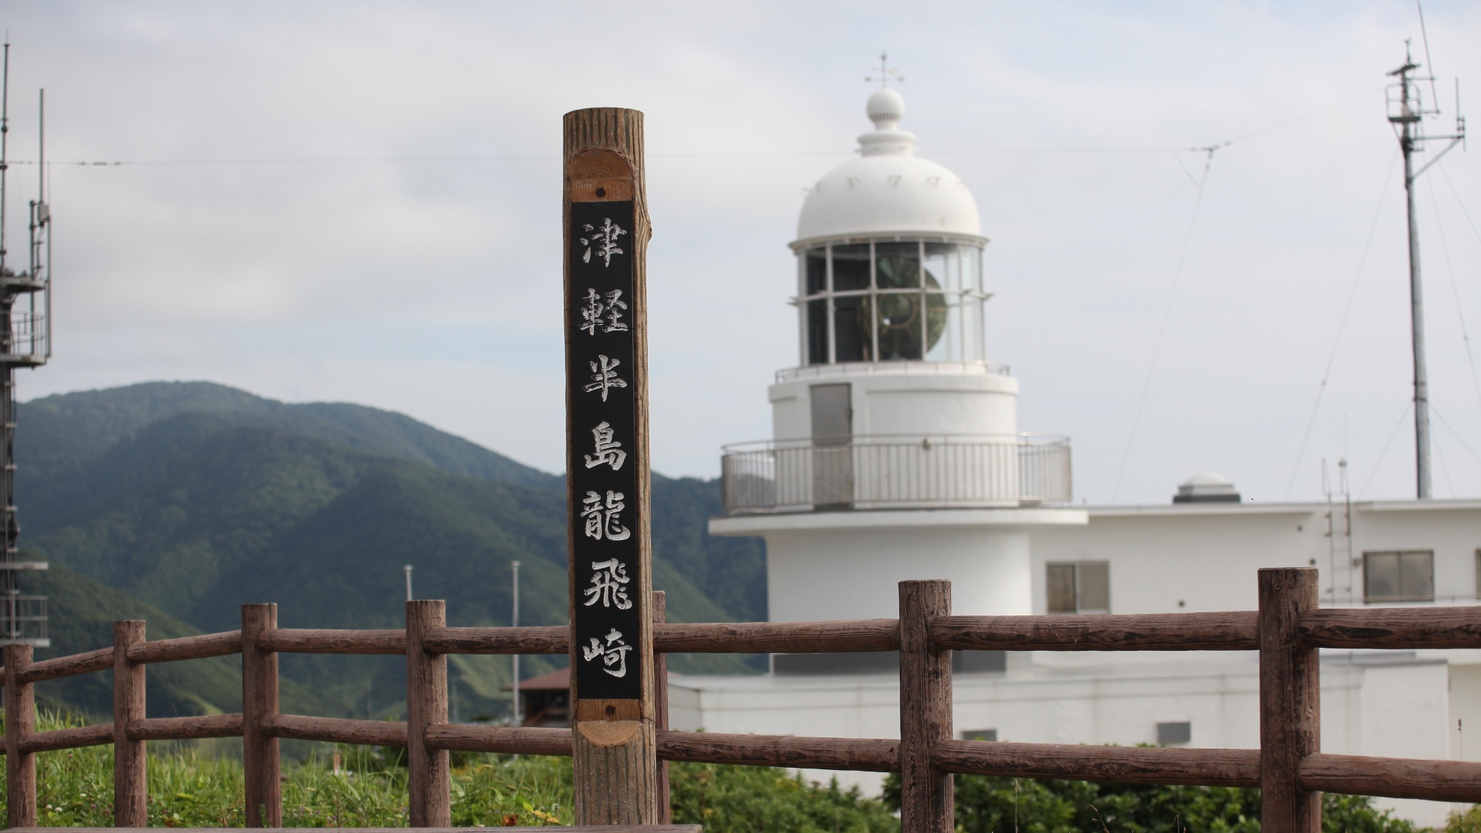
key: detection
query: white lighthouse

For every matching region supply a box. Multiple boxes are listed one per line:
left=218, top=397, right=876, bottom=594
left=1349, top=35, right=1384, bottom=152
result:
left=710, top=87, right=1085, bottom=669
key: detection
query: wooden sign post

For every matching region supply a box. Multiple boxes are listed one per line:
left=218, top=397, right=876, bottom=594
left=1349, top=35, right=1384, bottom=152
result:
left=563, top=107, right=657, bottom=825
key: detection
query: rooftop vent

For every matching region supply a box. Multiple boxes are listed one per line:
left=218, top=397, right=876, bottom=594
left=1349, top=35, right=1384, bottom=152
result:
left=1173, top=473, right=1240, bottom=504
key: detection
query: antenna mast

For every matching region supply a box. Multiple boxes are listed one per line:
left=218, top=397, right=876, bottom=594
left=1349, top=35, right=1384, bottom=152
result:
left=0, top=41, right=51, bottom=647
left=2, top=40, right=10, bottom=272
left=1387, top=40, right=1466, bottom=499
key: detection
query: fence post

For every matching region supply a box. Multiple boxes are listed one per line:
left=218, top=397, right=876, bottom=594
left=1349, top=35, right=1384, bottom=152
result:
left=406, top=599, right=450, bottom=827
left=1259, top=568, right=1320, bottom=833
left=241, top=603, right=281, bottom=827
left=900, top=580, right=953, bottom=833
left=113, top=620, right=148, bottom=827
left=4, top=642, right=35, bottom=827
left=653, top=590, right=670, bottom=824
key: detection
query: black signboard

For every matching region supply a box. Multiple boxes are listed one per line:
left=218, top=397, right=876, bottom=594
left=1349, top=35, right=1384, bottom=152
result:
left=567, top=198, right=643, bottom=702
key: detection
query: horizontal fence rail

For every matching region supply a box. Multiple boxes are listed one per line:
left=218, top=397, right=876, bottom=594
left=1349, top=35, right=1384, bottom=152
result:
left=720, top=433, right=1073, bottom=513
left=0, top=569, right=1476, bottom=831
left=932, top=739, right=1262, bottom=788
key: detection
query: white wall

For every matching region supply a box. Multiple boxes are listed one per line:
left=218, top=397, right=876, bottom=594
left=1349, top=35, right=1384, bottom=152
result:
left=672, top=655, right=1456, bottom=826
left=1030, top=506, right=1325, bottom=615
left=767, top=524, right=1033, bottom=621
left=1028, top=501, right=1481, bottom=615
left=770, top=366, right=1019, bottom=442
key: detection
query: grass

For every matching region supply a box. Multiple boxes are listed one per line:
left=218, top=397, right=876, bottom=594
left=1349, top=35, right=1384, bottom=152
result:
left=3, top=712, right=577, bottom=827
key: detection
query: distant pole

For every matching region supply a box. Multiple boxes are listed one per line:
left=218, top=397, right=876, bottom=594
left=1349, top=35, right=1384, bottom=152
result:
left=1397, top=68, right=1432, bottom=500
left=511, top=560, right=520, bottom=725
left=404, top=564, right=413, bottom=602
left=1386, top=43, right=1466, bottom=499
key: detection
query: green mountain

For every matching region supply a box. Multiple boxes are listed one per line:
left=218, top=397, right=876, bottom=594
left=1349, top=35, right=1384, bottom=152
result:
left=16, top=382, right=765, bottom=720
left=30, top=563, right=343, bottom=721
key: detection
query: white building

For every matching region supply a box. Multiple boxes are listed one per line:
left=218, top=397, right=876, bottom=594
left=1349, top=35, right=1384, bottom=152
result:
left=675, top=87, right=1480, bottom=828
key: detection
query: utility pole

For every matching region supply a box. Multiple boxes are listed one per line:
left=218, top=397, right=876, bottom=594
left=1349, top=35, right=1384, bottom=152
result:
left=1387, top=41, right=1465, bottom=499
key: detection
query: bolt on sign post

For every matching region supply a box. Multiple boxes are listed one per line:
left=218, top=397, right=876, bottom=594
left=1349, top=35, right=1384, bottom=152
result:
left=563, top=107, right=658, bottom=825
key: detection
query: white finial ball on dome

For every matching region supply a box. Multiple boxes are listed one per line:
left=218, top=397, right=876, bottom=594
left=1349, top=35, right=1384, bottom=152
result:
left=793, top=86, right=981, bottom=244
left=867, top=88, right=905, bottom=130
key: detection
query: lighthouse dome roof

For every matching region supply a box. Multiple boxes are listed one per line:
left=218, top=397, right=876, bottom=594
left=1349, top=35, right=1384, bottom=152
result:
left=794, top=88, right=983, bottom=247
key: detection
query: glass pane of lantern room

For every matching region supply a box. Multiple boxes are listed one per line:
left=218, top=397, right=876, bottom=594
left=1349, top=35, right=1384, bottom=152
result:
left=924, top=242, right=955, bottom=292
left=805, top=248, right=828, bottom=295
left=960, top=294, right=984, bottom=362
left=926, top=292, right=960, bottom=361
left=832, top=294, right=869, bottom=362
left=962, top=247, right=982, bottom=293
left=875, top=292, right=923, bottom=361
left=807, top=299, right=829, bottom=365
left=875, top=241, right=922, bottom=289
left=832, top=244, right=871, bottom=291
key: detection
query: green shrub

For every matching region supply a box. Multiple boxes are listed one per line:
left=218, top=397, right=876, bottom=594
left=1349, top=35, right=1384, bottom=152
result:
left=882, top=772, right=1420, bottom=833
left=670, top=762, right=897, bottom=833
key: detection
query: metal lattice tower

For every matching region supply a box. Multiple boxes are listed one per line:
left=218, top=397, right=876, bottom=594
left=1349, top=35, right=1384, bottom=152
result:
left=0, top=42, right=52, bottom=646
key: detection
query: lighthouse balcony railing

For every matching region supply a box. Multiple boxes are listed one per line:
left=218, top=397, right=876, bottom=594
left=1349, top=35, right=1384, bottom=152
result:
left=0, top=594, right=47, bottom=644
left=775, top=360, right=1010, bottom=384
left=0, top=310, right=48, bottom=362
left=721, top=433, right=1072, bottom=514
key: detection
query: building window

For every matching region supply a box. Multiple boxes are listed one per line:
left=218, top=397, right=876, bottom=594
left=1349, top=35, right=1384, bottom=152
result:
left=1046, top=561, right=1110, bottom=614
left=1363, top=550, right=1434, bottom=602
left=962, top=729, right=998, bottom=742
left=1157, top=721, right=1191, bottom=746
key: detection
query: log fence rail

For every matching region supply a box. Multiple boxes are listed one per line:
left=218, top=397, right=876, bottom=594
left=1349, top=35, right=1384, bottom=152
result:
left=0, top=569, right=1475, bottom=832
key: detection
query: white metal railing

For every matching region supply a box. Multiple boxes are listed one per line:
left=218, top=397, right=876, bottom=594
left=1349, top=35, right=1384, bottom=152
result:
left=3, top=310, right=47, bottom=360
left=721, top=433, right=1072, bottom=514
left=774, top=361, right=1010, bottom=384
left=0, top=594, right=47, bottom=643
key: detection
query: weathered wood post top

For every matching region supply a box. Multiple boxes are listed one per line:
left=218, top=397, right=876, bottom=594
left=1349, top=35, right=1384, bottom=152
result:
left=563, top=107, right=658, bottom=825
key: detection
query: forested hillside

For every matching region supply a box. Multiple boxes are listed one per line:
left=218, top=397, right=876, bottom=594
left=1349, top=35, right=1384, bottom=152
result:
left=15, top=381, right=765, bottom=720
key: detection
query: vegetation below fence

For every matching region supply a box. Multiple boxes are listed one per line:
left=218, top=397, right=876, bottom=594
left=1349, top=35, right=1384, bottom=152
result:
left=882, top=771, right=1435, bottom=833
left=0, top=713, right=898, bottom=831
left=5, top=715, right=1466, bottom=833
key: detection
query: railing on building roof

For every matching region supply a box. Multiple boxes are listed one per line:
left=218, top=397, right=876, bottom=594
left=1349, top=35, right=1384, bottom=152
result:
left=721, top=433, right=1072, bottom=514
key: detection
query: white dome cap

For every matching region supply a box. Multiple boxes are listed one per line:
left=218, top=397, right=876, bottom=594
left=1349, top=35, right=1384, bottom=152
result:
left=794, top=88, right=983, bottom=247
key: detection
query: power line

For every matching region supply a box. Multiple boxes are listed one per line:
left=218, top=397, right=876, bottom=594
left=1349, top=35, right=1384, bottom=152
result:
left=1437, top=162, right=1481, bottom=250
left=1431, top=404, right=1481, bottom=469
left=1358, top=401, right=1414, bottom=499
left=1416, top=0, right=1442, bottom=118
left=0, top=85, right=1387, bottom=169
left=1425, top=169, right=1481, bottom=417
left=1282, top=149, right=1401, bottom=500
left=1110, top=147, right=1217, bottom=503
left=1433, top=425, right=1456, bottom=498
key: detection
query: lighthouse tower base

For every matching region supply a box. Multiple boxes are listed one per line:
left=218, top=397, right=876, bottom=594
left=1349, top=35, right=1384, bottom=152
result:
left=711, top=506, right=1087, bottom=671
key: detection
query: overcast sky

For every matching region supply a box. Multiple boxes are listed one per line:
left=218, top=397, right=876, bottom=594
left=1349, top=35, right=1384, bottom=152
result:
left=2, top=1, right=1479, bottom=505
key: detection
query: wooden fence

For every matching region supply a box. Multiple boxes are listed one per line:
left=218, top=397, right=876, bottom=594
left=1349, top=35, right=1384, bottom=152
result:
left=2, top=568, right=1479, bottom=833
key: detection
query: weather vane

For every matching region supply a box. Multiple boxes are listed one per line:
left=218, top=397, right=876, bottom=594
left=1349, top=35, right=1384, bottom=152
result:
left=865, top=52, right=903, bottom=88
